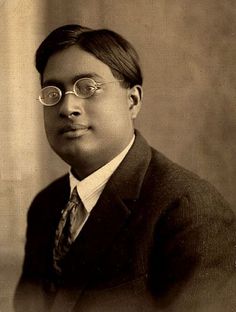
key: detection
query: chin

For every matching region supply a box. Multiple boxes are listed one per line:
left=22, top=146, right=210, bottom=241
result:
left=52, top=141, right=96, bottom=165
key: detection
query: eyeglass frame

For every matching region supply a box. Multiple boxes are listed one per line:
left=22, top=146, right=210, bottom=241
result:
left=38, top=77, right=123, bottom=106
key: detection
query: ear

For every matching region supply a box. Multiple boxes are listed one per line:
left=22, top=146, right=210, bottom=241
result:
left=127, top=85, right=143, bottom=119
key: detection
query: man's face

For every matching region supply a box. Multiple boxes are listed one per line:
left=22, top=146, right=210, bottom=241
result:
left=42, top=46, right=140, bottom=178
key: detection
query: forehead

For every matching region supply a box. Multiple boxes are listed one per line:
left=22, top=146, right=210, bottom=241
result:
left=43, top=46, right=115, bottom=84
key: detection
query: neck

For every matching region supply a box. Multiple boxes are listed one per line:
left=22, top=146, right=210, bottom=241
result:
left=71, top=162, right=104, bottom=180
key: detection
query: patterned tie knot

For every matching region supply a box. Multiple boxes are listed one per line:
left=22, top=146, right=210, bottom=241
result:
left=69, top=186, right=80, bottom=204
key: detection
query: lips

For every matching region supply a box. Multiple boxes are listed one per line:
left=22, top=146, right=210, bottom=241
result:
left=59, top=124, right=90, bottom=138
left=60, top=124, right=88, bottom=133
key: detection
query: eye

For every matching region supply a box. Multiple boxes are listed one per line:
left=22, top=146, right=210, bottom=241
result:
left=78, top=84, right=96, bottom=95
left=85, top=85, right=96, bottom=92
left=47, top=91, right=59, bottom=99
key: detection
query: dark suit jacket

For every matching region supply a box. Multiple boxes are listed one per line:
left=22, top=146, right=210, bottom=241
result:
left=14, top=132, right=236, bottom=312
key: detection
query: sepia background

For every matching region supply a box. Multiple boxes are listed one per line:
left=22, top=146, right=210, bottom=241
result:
left=0, top=0, right=235, bottom=310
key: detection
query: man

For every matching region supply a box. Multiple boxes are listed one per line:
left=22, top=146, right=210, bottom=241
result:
left=14, top=24, right=236, bottom=312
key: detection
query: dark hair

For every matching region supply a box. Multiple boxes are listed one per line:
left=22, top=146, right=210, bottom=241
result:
left=35, top=24, right=143, bottom=88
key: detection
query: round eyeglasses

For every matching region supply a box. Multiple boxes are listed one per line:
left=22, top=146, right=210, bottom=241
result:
left=38, top=77, right=123, bottom=106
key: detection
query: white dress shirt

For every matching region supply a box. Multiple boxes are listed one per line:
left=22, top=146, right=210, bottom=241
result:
left=69, top=135, right=135, bottom=239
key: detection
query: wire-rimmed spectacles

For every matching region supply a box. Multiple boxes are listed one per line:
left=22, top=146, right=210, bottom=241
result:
left=38, top=77, right=123, bottom=106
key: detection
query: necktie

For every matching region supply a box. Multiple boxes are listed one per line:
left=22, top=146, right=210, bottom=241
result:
left=53, top=186, right=87, bottom=274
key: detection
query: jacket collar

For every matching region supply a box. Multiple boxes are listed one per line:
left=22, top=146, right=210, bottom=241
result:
left=105, top=130, right=152, bottom=201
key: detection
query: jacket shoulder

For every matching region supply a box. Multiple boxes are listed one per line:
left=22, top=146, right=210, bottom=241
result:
left=35, top=173, right=69, bottom=198
left=27, top=174, right=69, bottom=217
left=149, top=147, right=227, bottom=202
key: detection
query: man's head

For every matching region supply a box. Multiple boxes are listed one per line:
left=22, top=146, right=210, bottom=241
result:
left=36, top=24, right=143, bottom=179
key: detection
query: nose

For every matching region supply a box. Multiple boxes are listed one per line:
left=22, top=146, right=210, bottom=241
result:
left=59, top=92, right=84, bottom=119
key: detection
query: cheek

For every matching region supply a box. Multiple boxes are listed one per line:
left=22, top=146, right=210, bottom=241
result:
left=95, top=109, right=132, bottom=138
left=43, top=109, right=56, bottom=127
left=90, top=97, right=130, bottom=121
left=105, top=104, right=131, bottom=125
left=43, top=110, right=58, bottom=140
left=43, top=115, right=51, bottom=134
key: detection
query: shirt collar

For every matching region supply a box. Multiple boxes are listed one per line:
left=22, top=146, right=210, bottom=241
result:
left=69, top=135, right=135, bottom=212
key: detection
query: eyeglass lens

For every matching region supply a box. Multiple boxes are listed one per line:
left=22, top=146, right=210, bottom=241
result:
left=74, top=78, right=97, bottom=98
left=39, top=86, right=61, bottom=106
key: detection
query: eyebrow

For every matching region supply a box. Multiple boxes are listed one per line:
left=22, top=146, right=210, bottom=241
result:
left=42, top=72, right=104, bottom=87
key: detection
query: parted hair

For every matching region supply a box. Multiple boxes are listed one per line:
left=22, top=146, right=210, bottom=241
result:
left=35, top=24, right=143, bottom=88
